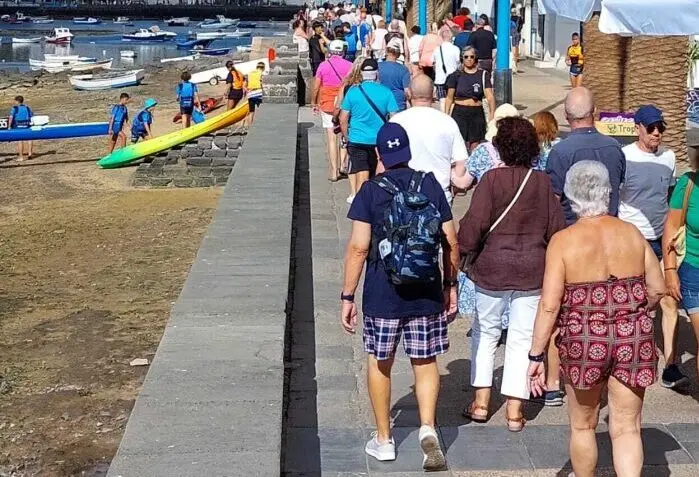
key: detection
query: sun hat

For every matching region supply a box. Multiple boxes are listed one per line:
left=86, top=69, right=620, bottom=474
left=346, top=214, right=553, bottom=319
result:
left=376, top=122, right=411, bottom=169
left=143, top=98, right=158, bottom=109
left=485, top=103, right=520, bottom=141
left=328, top=39, right=345, bottom=55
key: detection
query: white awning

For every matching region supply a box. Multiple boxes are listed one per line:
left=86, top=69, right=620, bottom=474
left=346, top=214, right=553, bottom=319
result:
left=537, top=0, right=699, bottom=35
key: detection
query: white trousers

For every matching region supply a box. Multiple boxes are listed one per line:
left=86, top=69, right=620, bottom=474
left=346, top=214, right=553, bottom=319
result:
left=471, top=286, right=541, bottom=400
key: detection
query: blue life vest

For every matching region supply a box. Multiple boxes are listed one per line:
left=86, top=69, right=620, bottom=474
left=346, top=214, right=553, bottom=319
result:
left=111, top=104, right=128, bottom=133
left=346, top=26, right=358, bottom=53
left=11, top=104, right=32, bottom=128
left=358, top=23, right=371, bottom=48
left=130, top=110, right=150, bottom=137
left=178, top=81, right=196, bottom=108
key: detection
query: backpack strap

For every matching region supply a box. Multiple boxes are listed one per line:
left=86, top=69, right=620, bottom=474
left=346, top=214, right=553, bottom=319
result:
left=373, top=175, right=401, bottom=195
left=408, top=171, right=425, bottom=193
left=439, top=45, right=447, bottom=74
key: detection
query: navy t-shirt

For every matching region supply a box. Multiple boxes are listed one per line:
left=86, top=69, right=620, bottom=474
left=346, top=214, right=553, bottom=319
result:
left=378, top=61, right=411, bottom=111
left=347, top=168, right=453, bottom=319
left=454, top=31, right=471, bottom=50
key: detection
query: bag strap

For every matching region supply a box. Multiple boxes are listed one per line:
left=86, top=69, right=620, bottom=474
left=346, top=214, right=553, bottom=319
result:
left=327, top=57, right=343, bottom=82
left=373, top=175, right=401, bottom=196
left=439, top=45, right=447, bottom=74
left=358, top=84, right=387, bottom=124
left=487, top=169, right=533, bottom=235
left=681, top=172, right=696, bottom=226
left=408, top=171, right=425, bottom=193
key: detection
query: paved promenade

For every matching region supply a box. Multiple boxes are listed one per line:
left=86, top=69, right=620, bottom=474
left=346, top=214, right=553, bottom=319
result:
left=287, top=66, right=699, bottom=476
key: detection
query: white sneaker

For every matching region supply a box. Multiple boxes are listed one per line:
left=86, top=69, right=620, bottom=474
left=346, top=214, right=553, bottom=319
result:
left=419, top=425, right=446, bottom=471
left=365, top=431, right=396, bottom=461
left=346, top=194, right=355, bottom=204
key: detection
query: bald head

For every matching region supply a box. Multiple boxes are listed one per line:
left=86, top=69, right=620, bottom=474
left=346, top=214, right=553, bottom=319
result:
left=410, top=74, right=434, bottom=103
left=565, top=87, right=595, bottom=125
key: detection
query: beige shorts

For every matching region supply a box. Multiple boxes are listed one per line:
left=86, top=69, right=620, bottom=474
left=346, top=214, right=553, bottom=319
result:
left=320, top=111, right=334, bottom=129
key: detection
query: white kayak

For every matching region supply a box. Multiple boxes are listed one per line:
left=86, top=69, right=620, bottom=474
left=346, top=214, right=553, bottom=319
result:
left=190, top=57, right=269, bottom=85
left=0, top=115, right=49, bottom=129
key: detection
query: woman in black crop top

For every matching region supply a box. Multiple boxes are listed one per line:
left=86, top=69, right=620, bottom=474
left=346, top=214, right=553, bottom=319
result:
left=445, top=46, right=495, bottom=151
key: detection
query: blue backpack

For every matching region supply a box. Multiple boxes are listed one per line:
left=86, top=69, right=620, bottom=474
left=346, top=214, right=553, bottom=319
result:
left=111, top=104, right=127, bottom=133
left=346, top=25, right=358, bottom=53
left=11, top=104, right=32, bottom=127
left=178, top=81, right=195, bottom=108
left=372, top=171, right=443, bottom=285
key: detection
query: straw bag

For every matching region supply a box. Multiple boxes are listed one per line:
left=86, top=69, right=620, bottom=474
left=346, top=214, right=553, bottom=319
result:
left=669, top=172, right=696, bottom=266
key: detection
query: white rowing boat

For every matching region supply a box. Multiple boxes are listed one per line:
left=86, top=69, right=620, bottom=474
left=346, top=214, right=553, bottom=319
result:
left=12, top=37, right=41, bottom=44
left=69, top=69, right=145, bottom=91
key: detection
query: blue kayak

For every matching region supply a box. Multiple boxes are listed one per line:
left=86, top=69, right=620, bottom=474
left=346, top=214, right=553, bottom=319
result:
left=176, top=38, right=213, bottom=49
left=0, top=122, right=109, bottom=142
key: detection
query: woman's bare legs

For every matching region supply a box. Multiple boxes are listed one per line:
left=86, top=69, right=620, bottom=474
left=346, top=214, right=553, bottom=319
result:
left=566, top=381, right=602, bottom=477
left=607, top=376, right=645, bottom=477
left=690, top=313, right=699, bottom=379
left=660, top=296, right=680, bottom=366
left=547, top=329, right=561, bottom=391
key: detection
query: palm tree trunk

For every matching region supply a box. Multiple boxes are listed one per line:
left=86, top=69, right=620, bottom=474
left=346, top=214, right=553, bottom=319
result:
left=584, top=13, right=689, bottom=166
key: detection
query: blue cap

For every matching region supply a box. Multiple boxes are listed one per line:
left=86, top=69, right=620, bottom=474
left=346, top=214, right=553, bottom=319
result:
left=144, top=98, right=158, bottom=109
left=376, top=122, right=411, bottom=169
left=634, top=105, right=665, bottom=126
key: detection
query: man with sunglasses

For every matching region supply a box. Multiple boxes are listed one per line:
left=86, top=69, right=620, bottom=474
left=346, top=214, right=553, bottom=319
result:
left=618, top=105, right=685, bottom=389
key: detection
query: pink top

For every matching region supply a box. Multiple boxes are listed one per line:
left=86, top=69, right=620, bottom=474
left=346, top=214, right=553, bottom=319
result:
left=419, top=33, right=441, bottom=67
left=315, top=56, right=353, bottom=87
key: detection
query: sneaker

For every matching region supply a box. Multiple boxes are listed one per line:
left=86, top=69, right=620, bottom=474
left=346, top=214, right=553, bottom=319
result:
left=346, top=194, right=355, bottom=204
left=661, top=364, right=688, bottom=389
left=419, top=425, right=446, bottom=471
left=544, top=390, right=565, bottom=407
left=365, top=431, right=396, bottom=462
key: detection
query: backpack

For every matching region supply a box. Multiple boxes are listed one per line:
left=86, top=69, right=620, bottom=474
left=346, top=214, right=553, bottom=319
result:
left=111, top=104, right=127, bottom=133
left=11, top=104, right=32, bottom=127
left=178, top=81, right=195, bottom=108
left=372, top=171, right=443, bottom=285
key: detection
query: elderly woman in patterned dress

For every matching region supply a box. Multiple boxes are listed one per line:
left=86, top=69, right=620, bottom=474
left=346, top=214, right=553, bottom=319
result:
left=528, top=161, right=666, bottom=477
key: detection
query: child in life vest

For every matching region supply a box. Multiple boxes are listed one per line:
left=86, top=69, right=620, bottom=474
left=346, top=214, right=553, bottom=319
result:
left=9, top=95, right=33, bottom=161
left=177, top=71, right=200, bottom=129
left=131, top=98, right=157, bottom=143
left=108, top=92, right=130, bottom=154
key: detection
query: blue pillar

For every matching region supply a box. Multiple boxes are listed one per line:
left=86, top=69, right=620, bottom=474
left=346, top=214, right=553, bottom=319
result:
left=386, top=0, right=392, bottom=22
left=418, top=0, right=427, bottom=34
left=494, top=0, right=512, bottom=105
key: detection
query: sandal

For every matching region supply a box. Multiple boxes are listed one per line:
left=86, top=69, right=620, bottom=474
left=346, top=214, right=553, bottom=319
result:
left=463, top=402, right=489, bottom=423
left=506, top=414, right=526, bottom=432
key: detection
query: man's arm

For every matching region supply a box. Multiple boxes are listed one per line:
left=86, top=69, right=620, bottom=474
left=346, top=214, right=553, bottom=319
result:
left=545, top=147, right=567, bottom=197
left=343, top=220, right=370, bottom=296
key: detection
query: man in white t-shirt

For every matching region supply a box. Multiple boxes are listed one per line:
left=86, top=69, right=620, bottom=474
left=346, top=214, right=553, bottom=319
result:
left=391, top=75, right=468, bottom=203
left=618, top=104, right=686, bottom=389
left=407, top=25, right=424, bottom=76
left=432, top=29, right=461, bottom=113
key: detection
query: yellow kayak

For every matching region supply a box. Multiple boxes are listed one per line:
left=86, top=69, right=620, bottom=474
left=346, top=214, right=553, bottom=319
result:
left=97, top=100, right=249, bottom=169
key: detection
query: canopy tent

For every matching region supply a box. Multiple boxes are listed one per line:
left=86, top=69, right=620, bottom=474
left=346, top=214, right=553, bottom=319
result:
left=537, top=0, right=699, bottom=35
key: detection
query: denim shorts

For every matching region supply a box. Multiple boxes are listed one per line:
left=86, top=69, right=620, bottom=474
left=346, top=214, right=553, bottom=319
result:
left=647, top=238, right=663, bottom=261
left=679, top=262, right=699, bottom=315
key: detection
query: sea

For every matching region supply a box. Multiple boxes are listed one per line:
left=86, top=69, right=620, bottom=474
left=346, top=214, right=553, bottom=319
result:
left=0, top=19, right=290, bottom=71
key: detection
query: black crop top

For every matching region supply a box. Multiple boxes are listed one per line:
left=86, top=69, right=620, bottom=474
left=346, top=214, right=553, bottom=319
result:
left=445, top=69, right=491, bottom=101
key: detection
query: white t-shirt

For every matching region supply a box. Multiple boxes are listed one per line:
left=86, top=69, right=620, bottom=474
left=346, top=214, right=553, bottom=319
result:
left=391, top=106, right=469, bottom=202
left=309, top=9, right=319, bottom=21
left=432, top=42, right=461, bottom=85
left=618, top=142, right=676, bottom=240
left=408, top=34, right=424, bottom=64
left=371, top=28, right=388, bottom=51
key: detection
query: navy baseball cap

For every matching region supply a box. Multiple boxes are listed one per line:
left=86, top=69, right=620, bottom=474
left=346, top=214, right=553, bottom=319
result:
left=377, top=122, right=411, bottom=169
left=634, top=105, right=665, bottom=126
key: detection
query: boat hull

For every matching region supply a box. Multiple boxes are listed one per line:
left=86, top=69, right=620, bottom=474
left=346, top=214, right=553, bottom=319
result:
left=70, top=70, right=145, bottom=91
left=0, top=122, right=108, bottom=142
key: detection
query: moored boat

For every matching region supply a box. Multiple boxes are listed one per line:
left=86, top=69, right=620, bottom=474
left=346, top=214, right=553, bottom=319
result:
left=45, top=28, right=74, bottom=44
left=225, top=29, right=252, bottom=38
left=32, top=17, right=54, bottom=24
left=195, top=31, right=228, bottom=40
left=189, top=47, right=231, bottom=56
left=73, top=17, right=101, bottom=25
left=122, top=29, right=170, bottom=42
left=114, top=17, right=133, bottom=25
left=69, top=69, right=146, bottom=91
left=120, top=50, right=136, bottom=58
left=198, top=15, right=238, bottom=29
left=236, top=45, right=252, bottom=52
left=160, top=55, right=196, bottom=63
left=237, top=22, right=257, bottom=28
left=166, top=17, right=190, bottom=26
left=12, top=37, right=41, bottom=44
left=176, top=37, right=213, bottom=49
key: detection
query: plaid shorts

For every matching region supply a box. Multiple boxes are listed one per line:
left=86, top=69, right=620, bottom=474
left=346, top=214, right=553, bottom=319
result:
left=363, top=312, right=449, bottom=360
left=435, top=83, right=447, bottom=100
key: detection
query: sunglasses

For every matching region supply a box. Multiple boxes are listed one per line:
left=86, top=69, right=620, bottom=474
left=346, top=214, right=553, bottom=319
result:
left=645, top=122, right=666, bottom=134
left=463, top=55, right=476, bottom=60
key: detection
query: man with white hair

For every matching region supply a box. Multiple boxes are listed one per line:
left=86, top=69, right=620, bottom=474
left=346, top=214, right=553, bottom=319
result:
left=546, top=87, right=626, bottom=226
left=384, top=19, right=409, bottom=64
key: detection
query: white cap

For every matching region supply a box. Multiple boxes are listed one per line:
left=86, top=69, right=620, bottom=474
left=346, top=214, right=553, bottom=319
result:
left=318, top=7, right=325, bottom=13
left=328, top=39, right=345, bottom=54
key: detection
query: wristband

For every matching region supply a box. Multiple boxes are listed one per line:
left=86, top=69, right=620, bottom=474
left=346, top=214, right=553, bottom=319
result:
left=528, top=352, right=545, bottom=362
left=340, top=292, right=355, bottom=302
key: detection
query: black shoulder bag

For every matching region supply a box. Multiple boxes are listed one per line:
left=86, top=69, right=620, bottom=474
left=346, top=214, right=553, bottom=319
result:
left=439, top=45, right=447, bottom=74
left=358, top=84, right=387, bottom=123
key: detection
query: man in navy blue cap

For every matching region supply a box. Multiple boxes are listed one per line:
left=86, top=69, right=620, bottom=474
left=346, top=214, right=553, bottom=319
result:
left=618, top=104, right=683, bottom=388
left=340, top=122, right=459, bottom=471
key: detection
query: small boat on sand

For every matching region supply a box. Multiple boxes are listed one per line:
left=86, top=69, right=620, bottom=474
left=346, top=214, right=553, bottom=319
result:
left=160, top=55, right=196, bottom=63
left=69, top=69, right=145, bottom=91
left=236, top=45, right=252, bottom=53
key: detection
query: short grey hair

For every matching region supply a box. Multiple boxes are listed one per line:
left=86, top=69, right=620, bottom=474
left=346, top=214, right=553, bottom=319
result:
left=461, top=45, right=476, bottom=58
left=564, top=160, right=611, bottom=218
left=564, top=87, right=595, bottom=121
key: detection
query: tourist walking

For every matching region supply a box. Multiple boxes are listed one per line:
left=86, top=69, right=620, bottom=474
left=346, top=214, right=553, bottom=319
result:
left=391, top=75, right=468, bottom=204
left=529, top=161, right=665, bottom=477
left=664, top=169, right=699, bottom=383
left=369, top=19, right=388, bottom=59
left=335, top=56, right=365, bottom=200
left=467, top=16, right=497, bottom=74
left=546, top=87, right=626, bottom=225
left=617, top=105, right=685, bottom=388
left=309, top=21, right=329, bottom=75
left=341, top=121, right=459, bottom=471
left=458, top=117, right=564, bottom=431
left=445, top=46, right=496, bottom=151
left=108, top=92, right=129, bottom=153
left=339, top=58, right=399, bottom=203
left=313, top=40, right=352, bottom=182
left=407, top=25, right=424, bottom=77
left=532, top=111, right=561, bottom=171
left=292, top=19, right=309, bottom=53
left=378, top=46, right=411, bottom=112
left=9, top=95, right=33, bottom=161
left=418, top=23, right=441, bottom=81
left=432, top=28, right=461, bottom=113
left=384, top=19, right=408, bottom=64
left=566, top=32, right=584, bottom=88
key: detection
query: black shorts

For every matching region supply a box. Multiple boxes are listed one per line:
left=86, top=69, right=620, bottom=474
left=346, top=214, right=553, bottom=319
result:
left=228, top=88, right=244, bottom=100
left=248, top=96, right=262, bottom=111
left=180, top=105, right=194, bottom=115
left=451, top=104, right=487, bottom=144
left=422, top=66, right=435, bottom=81
left=347, top=143, right=378, bottom=174
left=311, top=61, right=322, bottom=76
left=477, top=59, right=493, bottom=73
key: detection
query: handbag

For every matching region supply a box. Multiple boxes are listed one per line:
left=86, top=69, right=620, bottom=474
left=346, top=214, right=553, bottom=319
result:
left=460, top=168, right=533, bottom=274
left=669, top=172, right=696, bottom=266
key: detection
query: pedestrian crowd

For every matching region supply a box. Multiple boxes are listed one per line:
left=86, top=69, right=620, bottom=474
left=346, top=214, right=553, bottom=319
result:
left=298, top=3, right=697, bottom=476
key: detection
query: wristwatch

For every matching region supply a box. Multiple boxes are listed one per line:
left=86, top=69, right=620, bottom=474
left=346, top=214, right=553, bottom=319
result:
left=528, top=352, right=545, bottom=362
left=443, top=277, right=458, bottom=288
left=340, top=292, right=355, bottom=302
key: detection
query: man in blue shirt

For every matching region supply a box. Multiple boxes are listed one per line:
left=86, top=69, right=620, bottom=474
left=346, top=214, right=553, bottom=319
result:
left=378, top=46, right=411, bottom=111
left=339, top=58, right=399, bottom=204
left=546, top=87, right=626, bottom=225
left=342, top=122, right=459, bottom=471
